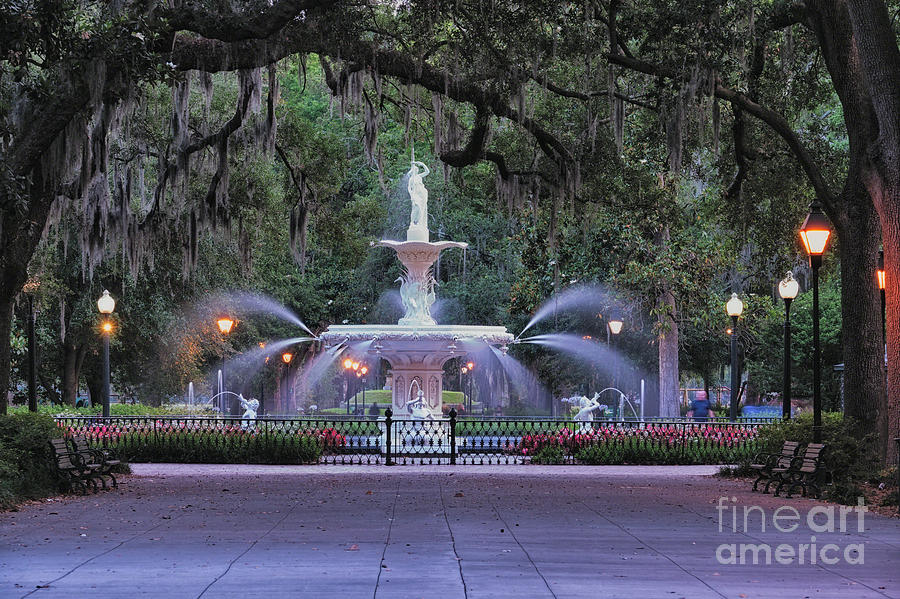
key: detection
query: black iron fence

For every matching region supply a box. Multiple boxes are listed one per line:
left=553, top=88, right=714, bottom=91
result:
left=55, top=410, right=766, bottom=466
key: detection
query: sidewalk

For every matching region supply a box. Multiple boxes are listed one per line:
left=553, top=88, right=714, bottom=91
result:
left=2, top=464, right=897, bottom=598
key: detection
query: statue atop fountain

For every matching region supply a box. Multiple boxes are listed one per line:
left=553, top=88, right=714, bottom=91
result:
left=407, top=161, right=430, bottom=242
left=239, top=395, right=259, bottom=429
left=320, top=155, right=513, bottom=417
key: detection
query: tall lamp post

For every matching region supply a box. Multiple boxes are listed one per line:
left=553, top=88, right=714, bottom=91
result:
left=97, top=290, right=116, bottom=418
left=356, top=365, right=368, bottom=414
left=281, top=351, right=293, bottom=414
left=878, top=249, right=886, bottom=346
left=725, top=293, right=744, bottom=421
left=799, top=201, right=832, bottom=443
left=607, top=312, right=624, bottom=414
left=778, top=272, right=800, bottom=420
left=217, top=317, right=235, bottom=415
left=23, top=280, right=39, bottom=413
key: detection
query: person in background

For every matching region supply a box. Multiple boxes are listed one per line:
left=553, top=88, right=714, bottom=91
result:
left=690, top=390, right=714, bottom=422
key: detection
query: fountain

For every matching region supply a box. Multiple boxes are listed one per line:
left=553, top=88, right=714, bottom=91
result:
left=319, top=159, right=513, bottom=417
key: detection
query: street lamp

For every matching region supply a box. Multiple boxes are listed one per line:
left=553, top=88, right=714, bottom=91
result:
left=778, top=272, right=800, bottom=420
left=725, top=292, right=744, bottom=421
left=281, top=351, right=293, bottom=414
left=343, top=357, right=356, bottom=414
left=97, top=290, right=116, bottom=417
left=463, top=361, right=475, bottom=413
left=23, top=279, right=39, bottom=413
left=258, top=342, right=266, bottom=415
left=216, top=316, right=235, bottom=415
left=878, top=249, right=886, bottom=346
left=799, top=201, right=832, bottom=443
left=356, top=365, right=368, bottom=414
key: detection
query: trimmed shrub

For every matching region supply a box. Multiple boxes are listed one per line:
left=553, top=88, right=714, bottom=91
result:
left=0, top=413, right=63, bottom=508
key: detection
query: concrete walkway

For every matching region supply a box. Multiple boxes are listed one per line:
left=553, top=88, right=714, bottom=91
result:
left=1, top=464, right=898, bottom=598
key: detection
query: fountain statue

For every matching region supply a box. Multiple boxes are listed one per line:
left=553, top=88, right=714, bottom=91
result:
left=240, top=395, right=259, bottom=429
left=320, top=158, right=513, bottom=417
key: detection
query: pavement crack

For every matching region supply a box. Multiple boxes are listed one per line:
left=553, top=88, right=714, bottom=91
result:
left=438, top=475, right=468, bottom=598
left=488, top=500, right=558, bottom=599
left=20, top=514, right=180, bottom=599
left=373, top=479, right=401, bottom=599
left=196, top=499, right=302, bottom=598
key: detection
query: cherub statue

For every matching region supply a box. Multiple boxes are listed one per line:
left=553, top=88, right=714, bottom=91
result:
left=571, top=393, right=607, bottom=432
left=240, top=395, right=259, bottom=429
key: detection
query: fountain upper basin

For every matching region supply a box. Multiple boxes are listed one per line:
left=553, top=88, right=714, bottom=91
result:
left=320, top=324, right=513, bottom=350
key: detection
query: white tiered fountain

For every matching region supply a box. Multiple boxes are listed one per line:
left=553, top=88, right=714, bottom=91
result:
left=320, top=160, right=513, bottom=417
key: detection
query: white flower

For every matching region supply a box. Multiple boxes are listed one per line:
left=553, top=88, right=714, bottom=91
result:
left=166, top=61, right=177, bottom=69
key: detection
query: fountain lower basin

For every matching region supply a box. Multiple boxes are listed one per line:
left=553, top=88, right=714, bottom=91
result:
left=320, top=324, right=513, bottom=416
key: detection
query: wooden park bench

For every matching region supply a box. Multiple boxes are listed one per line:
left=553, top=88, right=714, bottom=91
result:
left=48, top=438, right=102, bottom=495
left=772, top=443, right=828, bottom=499
left=69, top=436, right=121, bottom=489
left=750, top=440, right=801, bottom=493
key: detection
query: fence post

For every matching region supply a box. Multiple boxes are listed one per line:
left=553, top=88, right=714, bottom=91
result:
left=384, top=409, right=393, bottom=466
left=448, top=408, right=457, bottom=465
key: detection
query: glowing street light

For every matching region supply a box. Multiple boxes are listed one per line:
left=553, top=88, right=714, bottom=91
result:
left=778, top=272, right=799, bottom=420
left=97, top=290, right=116, bottom=418
left=725, top=293, right=744, bottom=420
left=799, top=201, right=832, bottom=443
left=216, top=316, right=235, bottom=414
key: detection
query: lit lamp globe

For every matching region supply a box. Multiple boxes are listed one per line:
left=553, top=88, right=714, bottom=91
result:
left=608, top=314, right=624, bottom=335
left=97, top=290, right=116, bottom=314
left=725, top=293, right=744, bottom=318
left=878, top=250, right=885, bottom=291
left=282, top=352, right=293, bottom=364
left=799, top=202, right=832, bottom=266
left=778, top=272, right=799, bottom=301
left=217, top=317, right=235, bottom=335
left=342, top=357, right=353, bottom=370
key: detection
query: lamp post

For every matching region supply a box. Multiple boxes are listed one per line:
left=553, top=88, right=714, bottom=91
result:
left=466, top=361, right=475, bottom=413
left=607, top=312, right=624, bottom=411
left=216, top=317, right=235, bottom=414
left=725, top=293, right=744, bottom=421
left=878, top=249, right=886, bottom=347
left=258, top=342, right=266, bottom=415
left=281, top=351, right=293, bottom=413
left=799, top=201, right=832, bottom=443
left=356, top=365, right=368, bottom=414
left=342, top=357, right=355, bottom=414
left=97, top=290, right=116, bottom=418
left=778, top=272, right=800, bottom=420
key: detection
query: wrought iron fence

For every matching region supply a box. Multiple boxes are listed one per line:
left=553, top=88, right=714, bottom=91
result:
left=55, top=410, right=765, bottom=466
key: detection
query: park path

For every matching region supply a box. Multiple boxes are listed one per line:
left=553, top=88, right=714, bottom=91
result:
left=1, top=464, right=898, bottom=599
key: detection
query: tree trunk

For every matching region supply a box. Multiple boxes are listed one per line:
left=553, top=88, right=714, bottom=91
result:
left=0, top=294, right=14, bottom=414
left=62, top=339, right=81, bottom=407
left=837, top=183, right=887, bottom=453
left=657, top=288, right=680, bottom=418
left=844, top=0, right=900, bottom=464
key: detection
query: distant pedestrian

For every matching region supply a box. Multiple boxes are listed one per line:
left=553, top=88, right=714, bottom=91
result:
left=690, top=391, right=713, bottom=422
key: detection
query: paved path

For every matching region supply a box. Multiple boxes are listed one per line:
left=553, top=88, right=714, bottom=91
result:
left=1, top=464, right=898, bottom=598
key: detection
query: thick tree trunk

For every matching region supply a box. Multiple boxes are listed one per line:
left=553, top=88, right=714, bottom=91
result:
left=62, top=340, right=79, bottom=407
left=845, top=0, right=900, bottom=463
left=837, top=187, right=887, bottom=452
left=657, top=289, right=680, bottom=418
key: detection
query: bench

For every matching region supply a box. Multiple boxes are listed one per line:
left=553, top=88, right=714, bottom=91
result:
left=48, top=439, right=102, bottom=494
left=772, top=443, right=828, bottom=498
left=749, top=441, right=801, bottom=493
left=69, top=436, right=121, bottom=489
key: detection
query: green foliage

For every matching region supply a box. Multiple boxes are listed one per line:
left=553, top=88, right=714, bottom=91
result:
left=530, top=445, right=566, bottom=465
left=0, top=413, right=62, bottom=508
left=102, top=429, right=324, bottom=465
left=751, top=413, right=880, bottom=504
